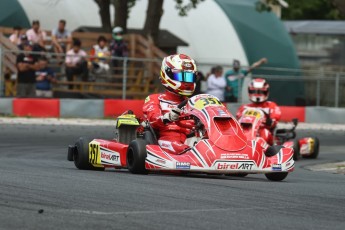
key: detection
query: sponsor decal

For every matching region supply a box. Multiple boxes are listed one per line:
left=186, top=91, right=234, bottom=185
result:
left=220, top=153, right=249, bottom=160
left=101, top=152, right=119, bottom=162
left=272, top=164, right=282, bottom=171
left=100, top=149, right=120, bottom=165
left=176, top=162, right=191, bottom=169
left=216, top=162, right=254, bottom=170
left=217, top=109, right=228, bottom=116
left=285, top=162, right=291, bottom=167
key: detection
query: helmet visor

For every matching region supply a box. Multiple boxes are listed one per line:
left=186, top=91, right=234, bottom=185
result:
left=172, top=72, right=196, bottom=83
left=248, top=89, right=268, bottom=95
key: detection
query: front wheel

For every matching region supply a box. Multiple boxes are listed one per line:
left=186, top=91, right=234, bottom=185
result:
left=126, top=139, right=148, bottom=174
left=292, top=139, right=301, bottom=161
left=265, top=172, right=288, bottom=181
left=74, top=137, right=104, bottom=171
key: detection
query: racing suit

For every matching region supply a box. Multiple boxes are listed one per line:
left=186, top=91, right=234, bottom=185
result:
left=236, top=101, right=281, bottom=145
left=143, top=90, right=191, bottom=155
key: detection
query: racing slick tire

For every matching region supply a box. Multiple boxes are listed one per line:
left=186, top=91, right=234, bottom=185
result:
left=303, top=137, right=320, bottom=159
left=292, top=139, right=301, bottom=161
left=126, top=139, right=148, bottom=174
left=265, top=172, right=288, bottom=181
left=264, top=145, right=283, bottom=157
left=74, top=137, right=104, bottom=171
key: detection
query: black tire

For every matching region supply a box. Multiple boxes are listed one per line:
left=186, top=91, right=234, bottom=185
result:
left=265, top=172, right=288, bottom=181
left=265, top=145, right=283, bottom=157
left=74, top=137, right=104, bottom=171
left=304, top=137, right=320, bottom=159
left=126, top=139, right=148, bottom=174
left=67, top=145, right=75, bottom=161
left=292, top=139, right=301, bottom=161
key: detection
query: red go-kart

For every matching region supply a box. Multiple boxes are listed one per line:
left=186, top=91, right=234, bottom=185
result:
left=238, top=108, right=320, bottom=161
left=67, top=94, right=295, bottom=181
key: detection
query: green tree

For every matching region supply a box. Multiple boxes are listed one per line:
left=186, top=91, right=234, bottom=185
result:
left=256, top=0, right=345, bottom=19
left=95, top=0, right=204, bottom=43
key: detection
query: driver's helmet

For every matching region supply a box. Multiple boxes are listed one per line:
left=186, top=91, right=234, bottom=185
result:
left=112, top=26, right=123, bottom=40
left=248, top=78, right=269, bottom=103
left=160, top=54, right=197, bottom=96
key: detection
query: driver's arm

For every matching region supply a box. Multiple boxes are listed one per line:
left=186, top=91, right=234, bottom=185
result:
left=268, top=102, right=281, bottom=128
left=143, top=95, right=166, bottom=130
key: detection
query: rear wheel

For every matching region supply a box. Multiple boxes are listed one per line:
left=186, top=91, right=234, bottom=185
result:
left=127, top=139, right=148, bottom=174
left=74, top=137, right=104, bottom=171
left=292, top=139, right=301, bottom=161
left=265, top=172, right=288, bottom=181
left=303, top=137, right=320, bottom=159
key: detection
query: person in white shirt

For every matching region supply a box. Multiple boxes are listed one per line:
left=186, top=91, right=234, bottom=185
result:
left=9, top=26, right=23, bottom=46
left=206, top=65, right=226, bottom=102
left=89, top=35, right=110, bottom=74
left=65, top=38, right=88, bottom=89
left=26, top=20, right=46, bottom=51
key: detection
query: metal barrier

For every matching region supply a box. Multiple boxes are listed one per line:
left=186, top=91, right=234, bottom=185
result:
left=0, top=48, right=162, bottom=99
left=1, top=47, right=345, bottom=107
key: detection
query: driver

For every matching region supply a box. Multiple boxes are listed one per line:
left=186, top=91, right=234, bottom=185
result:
left=143, top=54, right=197, bottom=155
left=236, top=78, right=281, bottom=145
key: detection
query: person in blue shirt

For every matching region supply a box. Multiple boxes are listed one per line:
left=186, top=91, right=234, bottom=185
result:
left=35, top=56, right=56, bottom=97
left=224, top=58, right=267, bottom=102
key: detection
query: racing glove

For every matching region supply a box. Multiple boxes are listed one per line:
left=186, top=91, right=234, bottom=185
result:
left=162, top=107, right=181, bottom=123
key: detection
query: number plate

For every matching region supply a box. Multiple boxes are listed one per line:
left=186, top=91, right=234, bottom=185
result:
left=89, top=141, right=100, bottom=165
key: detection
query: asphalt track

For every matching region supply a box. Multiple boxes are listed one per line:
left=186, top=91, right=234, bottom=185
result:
left=0, top=123, right=344, bottom=230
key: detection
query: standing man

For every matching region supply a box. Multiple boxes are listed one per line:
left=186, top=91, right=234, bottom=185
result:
left=16, top=42, right=39, bottom=97
left=35, top=56, right=56, bottom=97
left=109, top=27, right=128, bottom=74
left=206, top=65, right=226, bottom=102
left=225, top=58, right=267, bottom=102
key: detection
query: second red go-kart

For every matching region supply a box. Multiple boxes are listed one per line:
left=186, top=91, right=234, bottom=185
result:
left=238, top=107, right=320, bottom=160
left=67, top=94, right=294, bottom=181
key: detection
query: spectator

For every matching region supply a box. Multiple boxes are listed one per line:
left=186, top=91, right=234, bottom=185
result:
left=109, top=27, right=128, bottom=74
left=16, top=42, right=39, bottom=97
left=26, top=20, right=47, bottom=51
left=9, top=26, right=23, bottom=46
left=65, top=38, right=88, bottom=89
left=89, top=35, right=110, bottom=74
left=35, top=56, right=56, bottom=97
left=224, top=58, right=267, bottom=102
left=51, top=19, right=72, bottom=59
left=17, top=35, right=29, bottom=50
left=206, top=65, right=226, bottom=102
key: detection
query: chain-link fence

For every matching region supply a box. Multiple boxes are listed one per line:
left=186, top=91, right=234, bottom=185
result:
left=1, top=46, right=345, bottom=107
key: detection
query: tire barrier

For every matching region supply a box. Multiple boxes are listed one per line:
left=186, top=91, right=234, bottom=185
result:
left=0, top=98, right=344, bottom=123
